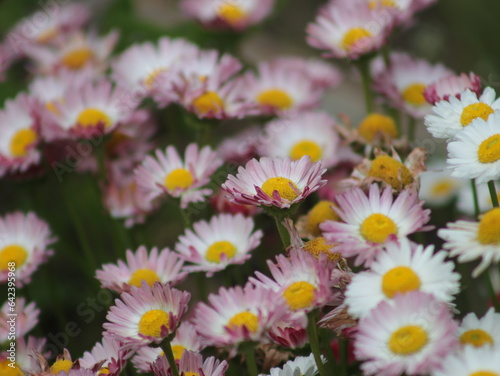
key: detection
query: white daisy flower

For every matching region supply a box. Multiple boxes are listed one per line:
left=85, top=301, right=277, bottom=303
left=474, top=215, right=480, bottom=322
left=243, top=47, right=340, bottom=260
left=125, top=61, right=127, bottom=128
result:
left=345, top=238, right=460, bottom=319
left=432, top=345, right=500, bottom=376
left=268, top=354, right=323, bottom=376
left=425, top=87, right=500, bottom=141
left=458, top=308, right=500, bottom=348
left=447, top=111, right=500, bottom=184
left=419, top=162, right=464, bottom=207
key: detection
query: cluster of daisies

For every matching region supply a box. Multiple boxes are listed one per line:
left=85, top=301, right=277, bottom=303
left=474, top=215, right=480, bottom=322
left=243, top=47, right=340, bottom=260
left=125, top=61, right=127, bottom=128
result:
left=1, top=0, right=500, bottom=376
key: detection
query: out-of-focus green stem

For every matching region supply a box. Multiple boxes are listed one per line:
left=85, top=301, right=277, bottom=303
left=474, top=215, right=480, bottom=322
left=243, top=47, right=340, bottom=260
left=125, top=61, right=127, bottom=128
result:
left=307, top=311, right=327, bottom=376
left=471, top=179, right=480, bottom=218
left=243, top=343, right=258, bottom=376
left=356, top=58, right=375, bottom=114
left=488, top=181, right=499, bottom=207
left=484, top=270, right=500, bottom=311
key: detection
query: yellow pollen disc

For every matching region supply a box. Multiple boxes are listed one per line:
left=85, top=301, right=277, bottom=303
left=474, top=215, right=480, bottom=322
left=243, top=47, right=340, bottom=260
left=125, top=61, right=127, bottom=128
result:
left=227, top=311, right=259, bottom=333
left=192, top=91, right=224, bottom=115
left=98, top=368, right=110, bottom=375
left=477, top=208, right=500, bottom=245
left=303, top=237, right=342, bottom=262
left=368, top=0, right=397, bottom=9
left=282, top=281, right=316, bottom=310
left=381, top=266, right=421, bottom=298
left=341, top=28, right=373, bottom=51
left=144, top=67, right=167, bottom=89
left=431, top=180, right=456, bottom=197
left=289, top=140, right=323, bottom=162
left=217, top=3, right=246, bottom=24
left=171, top=345, right=187, bottom=360
left=256, top=89, right=293, bottom=110
left=305, top=200, right=340, bottom=237
left=389, top=325, right=428, bottom=355
left=460, top=103, right=494, bottom=127
left=477, top=134, right=500, bottom=164
left=138, top=309, right=170, bottom=338
left=50, top=359, right=73, bottom=374
left=45, top=100, right=61, bottom=115
left=360, top=213, right=398, bottom=244
left=61, top=48, right=93, bottom=70
left=261, top=177, right=299, bottom=201
left=184, top=372, right=200, bottom=376
left=358, top=113, right=399, bottom=142
left=76, top=108, right=112, bottom=129
left=368, top=155, right=414, bottom=189
left=460, top=329, right=494, bottom=347
left=128, top=269, right=161, bottom=287
left=0, top=245, right=28, bottom=271
left=402, top=83, right=427, bottom=106
left=164, top=168, right=194, bottom=191
left=37, top=28, right=58, bottom=44
left=10, top=128, right=37, bottom=157
left=469, top=372, right=499, bottom=376
left=205, top=241, right=237, bottom=263
left=0, top=360, right=23, bottom=376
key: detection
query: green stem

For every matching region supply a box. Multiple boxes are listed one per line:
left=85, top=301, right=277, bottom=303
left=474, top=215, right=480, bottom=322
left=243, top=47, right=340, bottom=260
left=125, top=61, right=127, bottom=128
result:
left=357, top=58, right=375, bottom=114
left=274, top=216, right=291, bottom=249
left=162, top=339, right=180, bottom=376
left=408, top=116, right=417, bottom=144
left=484, top=270, right=500, bottom=311
left=243, top=343, right=258, bottom=376
left=471, top=179, right=480, bottom=218
left=196, top=272, right=208, bottom=301
left=488, top=181, right=499, bottom=207
left=339, top=338, right=348, bottom=376
left=307, top=311, right=327, bottom=376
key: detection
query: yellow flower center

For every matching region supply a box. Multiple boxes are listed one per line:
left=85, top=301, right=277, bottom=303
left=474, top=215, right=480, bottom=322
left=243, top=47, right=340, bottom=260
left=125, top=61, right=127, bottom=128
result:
left=460, top=329, right=494, bottom=347
left=389, top=325, right=428, bottom=355
left=358, top=113, right=399, bottom=142
left=76, top=108, right=112, bottom=129
left=256, top=89, right=293, bottom=110
left=382, top=266, right=421, bottom=298
left=192, top=91, right=224, bottom=115
left=50, top=359, right=73, bottom=374
left=368, top=155, right=414, bottom=189
left=37, top=28, right=58, bottom=44
left=171, top=345, right=187, bottom=361
left=205, top=241, right=237, bottom=263
left=227, top=311, right=259, bottom=333
left=10, top=128, right=37, bottom=157
left=477, top=134, right=500, bottom=164
left=368, top=0, right=398, bottom=9
left=128, top=269, right=161, bottom=288
left=477, top=208, right=500, bottom=245
left=431, top=180, right=457, bottom=198
left=144, top=67, right=167, bottom=89
left=217, top=3, right=246, bottom=25
left=305, top=200, right=340, bottom=237
left=341, top=28, right=373, bottom=51
left=469, top=372, right=499, bottom=376
left=261, top=177, right=299, bottom=201
left=460, top=103, right=494, bottom=127
left=0, top=245, right=28, bottom=271
left=184, top=372, right=200, bottom=376
left=282, top=281, right=316, bottom=310
left=360, top=213, right=398, bottom=244
left=164, top=168, right=194, bottom=191
left=289, top=140, right=323, bottom=162
left=138, top=309, right=170, bottom=338
left=303, top=237, right=342, bottom=262
left=61, top=48, right=93, bottom=70
left=0, top=360, right=23, bottom=376
left=402, top=83, right=427, bottom=106
left=98, top=368, right=110, bottom=375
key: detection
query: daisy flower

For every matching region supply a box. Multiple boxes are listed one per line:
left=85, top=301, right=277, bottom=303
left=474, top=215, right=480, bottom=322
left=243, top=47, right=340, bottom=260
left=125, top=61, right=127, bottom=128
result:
left=216, top=126, right=260, bottom=164
left=268, top=354, right=322, bottom=376
left=458, top=308, right=500, bottom=348
left=306, top=0, right=393, bottom=60
left=373, top=52, right=452, bottom=118
left=432, top=345, right=500, bottom=376
left=135, top=143, right=222, bottom=208
left=447, top=111, right=500, bottom=184
left=250, top=250, right=335, bottom=312
left=418, top=162, right=464, bottom=207
left=111, top=37, right=198, bottom=98
left=103, top=283, right=191, bottom=349
left=345, top=238, right=460, bottom=319
left=357, top=113, right=400, bottom=144
left=355, top=291, right=458, bottom=376
left=79, top=338, right=131, bottom=376
left=424, top=72, right=482, bottom=105
left=296, top=200, right=341, bottom=239
left=258, top=112, right=340, bottom=169
left=268, top=311, right=308, bottom=349
left=425, top=87, right=500, bottom=141
left=438, top=207, right=500, bottom=277
left=152, top=350, right=228, bottom=376
left=4, top=336, right=47, bottom=375
left=181, top=0, right=276, bottom=31
left=457, top=180, right=500, bottom=216
left=96, top=246, right=187, bottom=293
left=0, top=298, right=39, bottom=341
left=24, top=30, right=118, bottom=74
left=174, top=213, right=263, bottom=277
left=0, top=93, right=42, bottom=177
left=132, top=322, right=203, bottom=372
left=0, top=211, right=55, bottom=286
left=221, top=156, right=326, bottom=209
left=322, top=184, right=431, bottom=266
left=210, top=187, right=261, bottom=217
left=192, top=283, right=288, bottom=349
